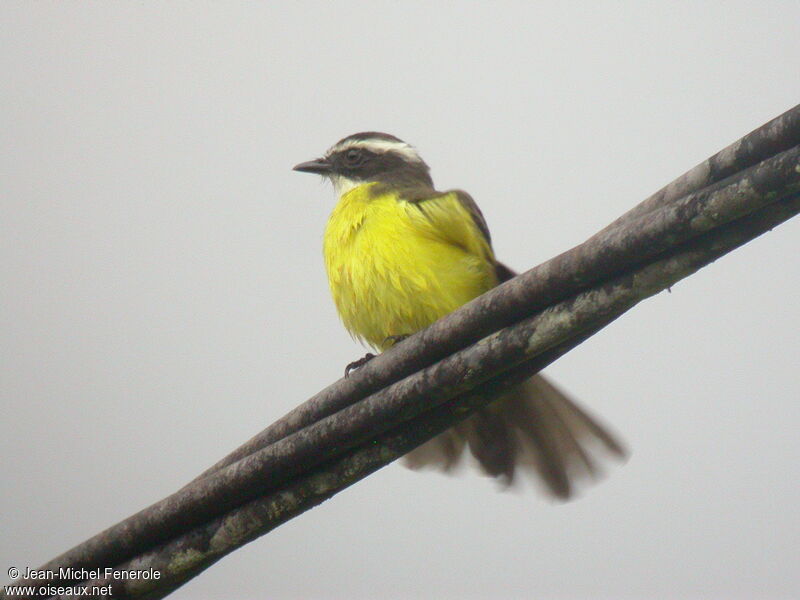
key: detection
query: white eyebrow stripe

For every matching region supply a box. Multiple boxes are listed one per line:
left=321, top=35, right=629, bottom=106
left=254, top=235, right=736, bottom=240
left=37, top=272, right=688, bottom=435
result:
left=328, top=138, right=423, bottom=163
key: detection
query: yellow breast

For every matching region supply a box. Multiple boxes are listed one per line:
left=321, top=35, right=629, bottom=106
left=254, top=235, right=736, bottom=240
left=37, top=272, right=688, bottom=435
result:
left=323, top=182, right=497, bottom=350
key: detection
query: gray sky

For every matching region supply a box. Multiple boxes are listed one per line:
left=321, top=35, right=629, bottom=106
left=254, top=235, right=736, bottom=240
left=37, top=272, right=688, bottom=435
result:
left=2, top=3, right=799, bottom=599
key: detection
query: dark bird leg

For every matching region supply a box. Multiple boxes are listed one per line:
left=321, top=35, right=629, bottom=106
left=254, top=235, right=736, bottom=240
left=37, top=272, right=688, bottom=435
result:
left=344, top=334, right=410, bottom=377
left=344, top=353, right=375, bottom=377
left=344, top=335, right=409, bottom=377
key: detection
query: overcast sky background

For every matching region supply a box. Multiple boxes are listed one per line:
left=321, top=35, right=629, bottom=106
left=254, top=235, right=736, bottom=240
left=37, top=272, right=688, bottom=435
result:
left=2, top=3, right=799, bottom=599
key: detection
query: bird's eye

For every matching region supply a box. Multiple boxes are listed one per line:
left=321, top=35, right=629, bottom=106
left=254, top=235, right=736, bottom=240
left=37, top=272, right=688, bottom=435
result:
left=344, top=149, right=364, bottom=166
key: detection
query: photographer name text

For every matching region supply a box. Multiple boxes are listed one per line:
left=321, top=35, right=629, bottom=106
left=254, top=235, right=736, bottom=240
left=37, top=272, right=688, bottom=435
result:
left=20, top=567, right=161, bottom=581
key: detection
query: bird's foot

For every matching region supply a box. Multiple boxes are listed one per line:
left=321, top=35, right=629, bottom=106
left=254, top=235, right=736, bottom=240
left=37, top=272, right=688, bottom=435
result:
left=345, top=353, right=376, bottom=377
left=384, top=334, right=409, bottom=346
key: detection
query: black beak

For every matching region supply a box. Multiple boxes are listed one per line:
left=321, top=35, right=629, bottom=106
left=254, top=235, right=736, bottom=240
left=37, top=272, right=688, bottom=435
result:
left=292, top=157, right=332, bottom=175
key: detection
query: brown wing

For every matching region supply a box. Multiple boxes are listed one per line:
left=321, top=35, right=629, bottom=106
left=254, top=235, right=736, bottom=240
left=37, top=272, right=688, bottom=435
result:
left=451, top=189, right=493, bottom=247
left=400, top=186, right=517, bottom=282
left=451, top=191, right=519, bottom=284
left=395, top=186, right=492, bottom=245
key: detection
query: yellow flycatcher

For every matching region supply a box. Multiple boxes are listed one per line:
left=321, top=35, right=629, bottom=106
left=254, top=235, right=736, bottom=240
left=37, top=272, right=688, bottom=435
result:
left=294, top=132, right=623, bottom=498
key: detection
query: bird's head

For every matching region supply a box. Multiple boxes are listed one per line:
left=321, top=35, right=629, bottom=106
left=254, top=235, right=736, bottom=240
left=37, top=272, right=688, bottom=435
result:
left=293, top=132, right=433, bottom=196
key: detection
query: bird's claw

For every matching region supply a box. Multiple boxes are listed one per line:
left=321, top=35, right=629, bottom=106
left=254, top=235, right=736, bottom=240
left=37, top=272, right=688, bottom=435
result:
left=345, top=353, right=376, bottom=377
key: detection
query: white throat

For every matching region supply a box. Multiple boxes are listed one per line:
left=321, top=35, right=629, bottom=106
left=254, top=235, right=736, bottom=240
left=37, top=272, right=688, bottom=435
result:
left=330, top=174, right=363, bottom=198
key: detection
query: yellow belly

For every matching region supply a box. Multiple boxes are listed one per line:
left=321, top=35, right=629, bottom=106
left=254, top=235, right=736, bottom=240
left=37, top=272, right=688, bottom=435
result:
left=324, top=183, right=497, bottom=351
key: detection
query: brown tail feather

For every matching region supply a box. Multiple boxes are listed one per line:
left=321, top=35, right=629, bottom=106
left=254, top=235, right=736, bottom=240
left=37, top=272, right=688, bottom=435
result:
left=462, top=408, right=519, bottom=481
left=404, top=374, right=626, bottom=499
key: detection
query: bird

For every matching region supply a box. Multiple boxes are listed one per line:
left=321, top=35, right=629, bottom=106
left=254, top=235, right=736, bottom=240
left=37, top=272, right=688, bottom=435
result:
left=293, top=132, right=625, bottom=498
